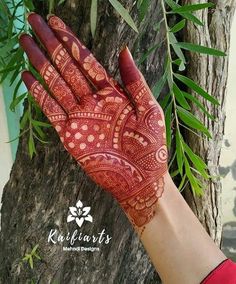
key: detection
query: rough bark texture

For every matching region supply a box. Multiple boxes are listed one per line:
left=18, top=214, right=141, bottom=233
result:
left=182, top=0, right=236, bottom=244
left=0, top=1, right=165, bottom=283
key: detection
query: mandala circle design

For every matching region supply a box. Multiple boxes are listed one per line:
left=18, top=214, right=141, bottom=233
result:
left=155, top=145, right=168, bottom=163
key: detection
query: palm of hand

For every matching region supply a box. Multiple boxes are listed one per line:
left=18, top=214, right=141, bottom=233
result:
left=20, top=14, right=168, bottom=228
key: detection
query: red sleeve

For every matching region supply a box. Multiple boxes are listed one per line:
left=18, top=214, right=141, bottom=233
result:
left=201, top=259, right=236, bottom=284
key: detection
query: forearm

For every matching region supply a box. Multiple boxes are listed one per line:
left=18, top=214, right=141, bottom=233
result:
left=132, top=172, right=226, bottom=284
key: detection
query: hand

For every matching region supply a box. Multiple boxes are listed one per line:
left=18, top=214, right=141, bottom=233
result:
left=19, top=13, right=168, bottom=229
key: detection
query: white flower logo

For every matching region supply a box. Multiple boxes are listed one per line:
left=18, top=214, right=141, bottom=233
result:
left=67, top=200, right=93, bottom=227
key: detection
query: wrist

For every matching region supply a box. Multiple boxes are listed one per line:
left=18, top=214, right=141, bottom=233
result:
left=120, top=171, right=173, bottom=235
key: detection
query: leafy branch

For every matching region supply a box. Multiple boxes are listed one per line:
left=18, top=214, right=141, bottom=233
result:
left=0, top=0, right=51, bottom=158
left=158, top=0, right=225, bottom=194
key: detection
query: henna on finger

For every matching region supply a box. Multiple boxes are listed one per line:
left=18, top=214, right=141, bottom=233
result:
left=47, top=15, right=124, bottom=94
left=22, top=71, right=67, bottom=138
left=19, top=34, right=80, bottom=113
left=27, top=13, right=93, bottom=99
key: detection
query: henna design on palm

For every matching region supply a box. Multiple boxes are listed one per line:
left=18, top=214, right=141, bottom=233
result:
left=19, top=13, right=168, bottom=230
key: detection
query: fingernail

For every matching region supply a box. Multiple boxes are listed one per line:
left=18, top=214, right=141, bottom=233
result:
left=120, top=44, right=128, bottom=52
left=26, top=12, right=36, bottom=20
left=21, top=69, right=28, bottom=74
left=47, top=13, right=55, bottom=21
left=18, top=32, right=28, bottom=40
left=120, top=45, right=133, bottom=60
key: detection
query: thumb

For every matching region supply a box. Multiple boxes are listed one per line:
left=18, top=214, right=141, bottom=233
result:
left=118, top=47, right=152, bottom=109
left=118, top=46, right=141, bottom=86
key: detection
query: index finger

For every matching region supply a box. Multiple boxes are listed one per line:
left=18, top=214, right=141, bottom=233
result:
left=47, top=15, right=115, bottom=90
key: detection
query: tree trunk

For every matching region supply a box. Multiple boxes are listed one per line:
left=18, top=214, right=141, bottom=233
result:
left=0, top=1, right=165, bottom=283
left=182, top=0, right=236, bottom=245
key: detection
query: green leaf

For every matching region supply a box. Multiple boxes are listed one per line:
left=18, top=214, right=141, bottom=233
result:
left=184, top=157, right=203, bottom=195
left=23, top=0, right=35, bottom=11
left=28, top=132, right=36, bottom=158
left=109, top=0, right=138, bottom=33
left=168, top=151, right=176, bottom=169
left=10, top=68, right=21, bottom=86
left=138, top=0, right=150, bottom=22
left=169, top=32, right=186, bottom=70
left=23, top=253, right=30, bottom=261
left=177, top=106, right=212, bottom=138
left=10, top=78, right=23, bottom=110
left=138, top=43, right=161, bottom=65
left=31, top=244, right=39, bottom=254
left=165, top=102, right=172, bottom=149
left=165, top=0, right=203, bottom=26
left=137, top=0, right=144, bottom=8
left=172, top=3, right=214, bottom=13
left=183, top=141, right=207, bottom=170
left=170, top=169, right=179, bottom=178
left=10, top=93, right=26, bottom=112
left=90, top=0, right=98, bottom=38
left=20, top=110, right=29, bottom=130
left=0, top=64, right=20, bottom=75
left=176, top=130, right=183, bottom=176
left=160, top=92, right=171, bottom=109
left=165, top=0, right=178, bottom=9
left=0, top=35, right=18, bottom=58
left=173, top=59, right=182, bottom=65
left=33, top=125, right=46, bottom=140
left=32, top=120, right=51, bottom=128
left=172, top=58, right=184, bottom=69
left=33, top=252, right=41, bottom=260
left=170, top=19, right=186, bottom=33
left=174, top=73, right=219, bottom=105
left=48, top=0, right=55, bottom=13
left=166, top=61, right=173, bottom=90
left=152, top=69, right=168, bottom=98
left=182, top=91, right=215, bottom=120
left=190, top=166, right=210, bottom=180
left=178, top=174, right=187, bottom=191
left=173, top=83, right=191, bottom=110
left=7, top=16, right=14, bottom=39
left=58, top=0, right=66, bottom=5
left=179, top=12, right=203, bottom=26
left=175, top=42, right=226, bottom=56
left=29, top=255, right=34, bottom=269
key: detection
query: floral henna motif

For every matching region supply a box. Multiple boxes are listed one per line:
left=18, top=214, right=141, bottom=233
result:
left=20, top=13, right=168, bottom=232
left=83, top=54, right=106, bottom=81
left=47, top=15, right=123, bottom=93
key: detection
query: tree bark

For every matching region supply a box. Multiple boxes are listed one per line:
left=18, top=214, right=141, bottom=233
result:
left=0, top=1, right=165, bottom=283
left=182, top=0, right=236, bottom=244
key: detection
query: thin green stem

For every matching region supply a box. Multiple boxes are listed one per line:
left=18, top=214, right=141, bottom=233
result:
left=160, top=0, right=184, bottom=153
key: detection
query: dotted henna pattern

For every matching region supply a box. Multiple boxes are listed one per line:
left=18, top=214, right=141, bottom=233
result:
left=20, top=13, right=168, bottom=233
